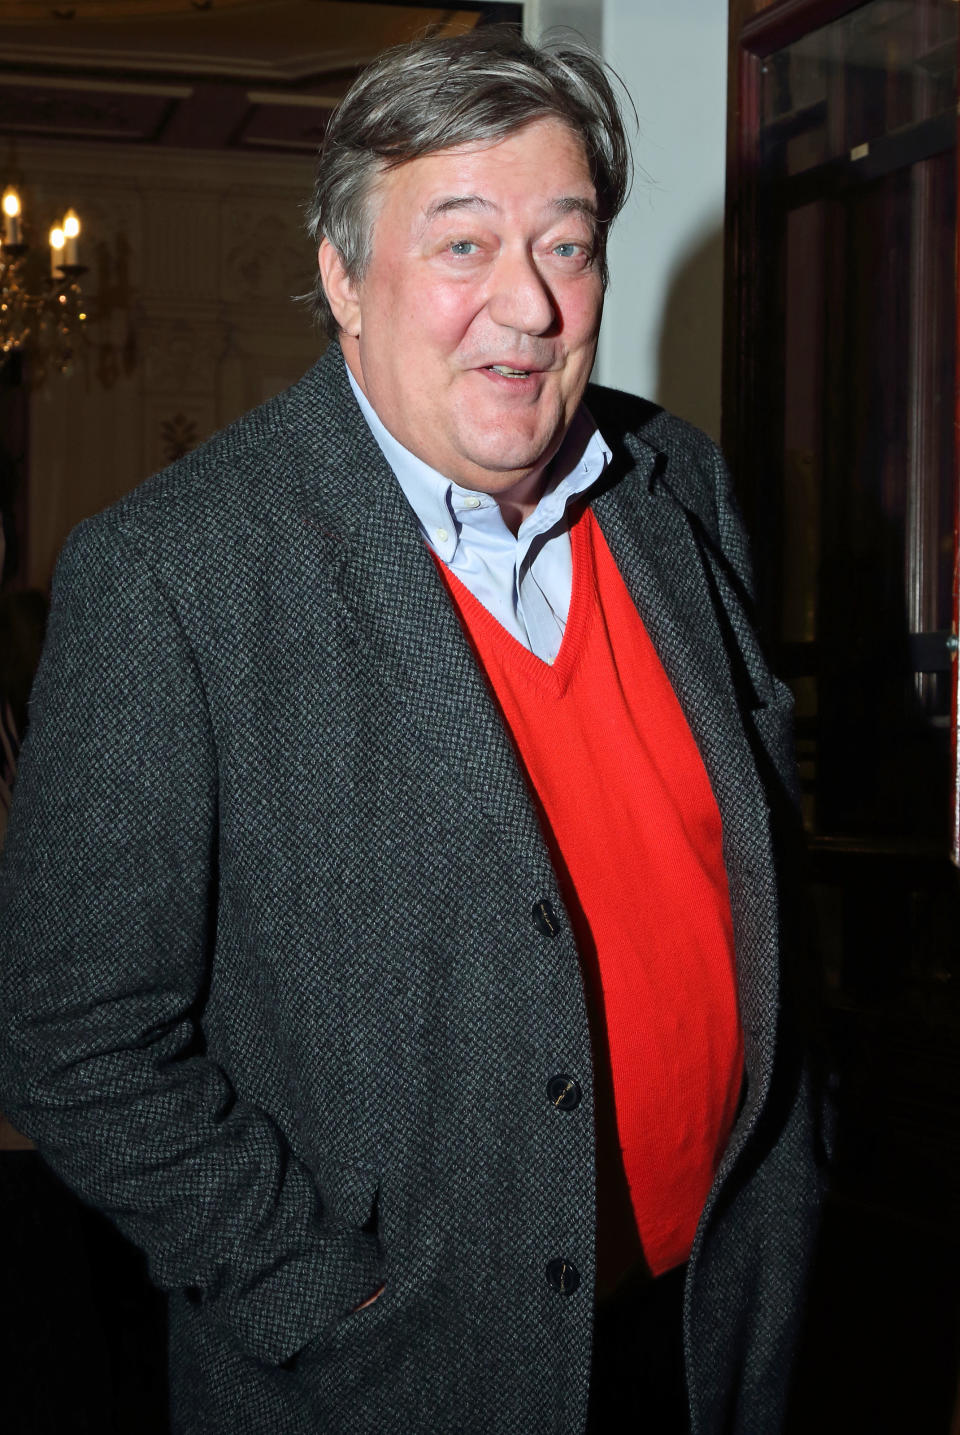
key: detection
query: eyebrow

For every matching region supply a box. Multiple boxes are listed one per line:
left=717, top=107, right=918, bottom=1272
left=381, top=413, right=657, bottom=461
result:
left=424, top=195, right=493, bottom=221
left=422, top=194, right=598, bottom=225
left=552, top=196, right=599, bottom=222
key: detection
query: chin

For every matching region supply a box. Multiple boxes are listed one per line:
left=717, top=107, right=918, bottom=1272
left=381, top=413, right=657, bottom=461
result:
left=464, top=452, right=549, bottom=485
left=461, top=431, right=561, bottom=476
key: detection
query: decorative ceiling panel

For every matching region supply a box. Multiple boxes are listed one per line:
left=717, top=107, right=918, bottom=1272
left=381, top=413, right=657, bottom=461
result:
left=0, top=80, right=174, bottom=140
left=0, top=0, right=501, bottom=151
left=0, top=2, right=485, bottom=81
left=239, top=91, right=334, bottom=149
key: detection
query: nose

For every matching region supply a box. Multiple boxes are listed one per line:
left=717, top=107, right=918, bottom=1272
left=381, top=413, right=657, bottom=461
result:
left=486, top=247, right=557, bottom=336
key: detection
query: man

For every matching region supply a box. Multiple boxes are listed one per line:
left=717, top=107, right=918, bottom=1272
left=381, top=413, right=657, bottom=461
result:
left=0, top=27, right=826, bottom=1435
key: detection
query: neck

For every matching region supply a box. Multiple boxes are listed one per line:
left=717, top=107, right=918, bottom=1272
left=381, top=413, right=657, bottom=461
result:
left=494, top=471, right=548, bottom=536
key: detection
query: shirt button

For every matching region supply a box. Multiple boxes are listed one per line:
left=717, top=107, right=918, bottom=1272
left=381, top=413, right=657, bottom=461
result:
left=462, top=495, right=481, bottom=509
left=546, top=1075, right=582, bottom=1111
left=435, top=527, right=450, bottom=544
left=545, top=1258, right=581, bottom=1297
left=532, top=898, right=558, bottom=938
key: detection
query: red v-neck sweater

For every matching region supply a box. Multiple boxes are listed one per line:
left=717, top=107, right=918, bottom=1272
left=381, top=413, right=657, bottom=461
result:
left=435, top=506, right=743, bottom=1282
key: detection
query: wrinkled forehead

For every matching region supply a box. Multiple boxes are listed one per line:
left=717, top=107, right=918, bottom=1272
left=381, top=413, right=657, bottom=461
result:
left=360, top=118, right=596, bottom=244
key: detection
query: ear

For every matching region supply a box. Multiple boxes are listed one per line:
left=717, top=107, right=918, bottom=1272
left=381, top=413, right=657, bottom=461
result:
left=318, top=237, right=362, bottom=337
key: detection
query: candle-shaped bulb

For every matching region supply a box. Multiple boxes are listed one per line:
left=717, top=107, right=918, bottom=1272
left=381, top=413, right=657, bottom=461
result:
left=2, top=187, right=21, bottom=245
left=50, top=224, right=65, bottom=276
left=62, top=207, right=80, bottom=264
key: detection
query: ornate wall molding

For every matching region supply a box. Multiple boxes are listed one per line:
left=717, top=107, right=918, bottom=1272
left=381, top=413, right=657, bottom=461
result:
left=20, top=138, right=320, bottom=587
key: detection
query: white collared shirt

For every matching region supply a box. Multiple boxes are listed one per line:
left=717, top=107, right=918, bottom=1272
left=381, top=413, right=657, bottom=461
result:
left=347, top=366, right=611, bottom=664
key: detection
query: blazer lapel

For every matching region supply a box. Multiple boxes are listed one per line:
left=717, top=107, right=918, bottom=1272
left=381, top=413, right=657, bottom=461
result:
left=592, top=428, right=780, bottom=1125
left=280, top=346, right=548, bottom=860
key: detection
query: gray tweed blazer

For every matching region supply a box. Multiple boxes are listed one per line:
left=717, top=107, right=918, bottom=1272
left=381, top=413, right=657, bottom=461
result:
left=0, top=344, right=825, bottom=1435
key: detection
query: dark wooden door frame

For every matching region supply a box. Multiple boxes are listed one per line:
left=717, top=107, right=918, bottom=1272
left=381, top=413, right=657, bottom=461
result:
left=723, top=0, right=960, bottom=866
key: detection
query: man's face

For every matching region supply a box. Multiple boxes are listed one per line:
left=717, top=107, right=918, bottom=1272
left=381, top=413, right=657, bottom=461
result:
left=322, top=118, right=605, bottom=510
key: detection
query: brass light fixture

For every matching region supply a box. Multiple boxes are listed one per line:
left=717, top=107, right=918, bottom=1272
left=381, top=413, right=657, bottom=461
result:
left=1, top=185, right=88, bottom=379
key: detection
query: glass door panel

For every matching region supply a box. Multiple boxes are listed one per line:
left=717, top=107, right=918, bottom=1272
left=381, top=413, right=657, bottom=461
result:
left=756, top=0, right=958, bottom=847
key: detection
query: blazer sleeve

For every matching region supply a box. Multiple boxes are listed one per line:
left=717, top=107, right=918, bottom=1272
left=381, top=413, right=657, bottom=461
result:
left=0, top=518, right=380, bottom=1366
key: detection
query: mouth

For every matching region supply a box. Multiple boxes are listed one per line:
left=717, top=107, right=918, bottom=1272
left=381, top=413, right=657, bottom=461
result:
left=480, top=362, right=551, bottom=382
left=488, top=364, right=532, bottom=378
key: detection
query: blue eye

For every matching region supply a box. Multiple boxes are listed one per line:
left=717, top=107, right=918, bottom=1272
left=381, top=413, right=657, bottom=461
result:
left=449, top=240, right=479, bottom=256
left=554, top=243, right=579, bottom=258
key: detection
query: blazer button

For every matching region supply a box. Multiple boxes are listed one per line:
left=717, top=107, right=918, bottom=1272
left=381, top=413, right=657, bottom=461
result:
left=532, top=898, right=559, bottom=938
left=546, top=1075, right=582, bottom=1111
left=545, top=1258, right=581, bottom=1297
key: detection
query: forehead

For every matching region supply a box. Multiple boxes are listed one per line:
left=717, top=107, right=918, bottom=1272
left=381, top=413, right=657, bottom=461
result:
left=369, top=118, right=596, bottom=233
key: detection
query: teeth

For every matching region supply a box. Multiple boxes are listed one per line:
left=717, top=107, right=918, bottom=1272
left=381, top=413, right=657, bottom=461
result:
left=491, top=365, right=530, bottom=377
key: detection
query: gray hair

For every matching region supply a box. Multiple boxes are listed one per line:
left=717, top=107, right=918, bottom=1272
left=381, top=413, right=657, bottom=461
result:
left=307, top=25, right=633, bottom=337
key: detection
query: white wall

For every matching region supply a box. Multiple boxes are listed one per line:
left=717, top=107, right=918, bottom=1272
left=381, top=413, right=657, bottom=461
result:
left=598, top=0, right=728, bottom=438
left=523, top=0, right=729, bottom=441
left=524, top=0, right=603, bottom=50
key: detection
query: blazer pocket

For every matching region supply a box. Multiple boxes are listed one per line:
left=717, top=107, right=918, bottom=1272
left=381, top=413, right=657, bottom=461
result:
left=319, top=1162, right=386, bottom=1312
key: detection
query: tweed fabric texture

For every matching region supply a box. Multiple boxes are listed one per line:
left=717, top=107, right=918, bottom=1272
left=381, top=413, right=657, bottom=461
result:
left=0, top=345, right=825, bottom=1434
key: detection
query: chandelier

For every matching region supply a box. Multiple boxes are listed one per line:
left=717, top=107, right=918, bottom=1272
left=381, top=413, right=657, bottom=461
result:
left=1, top=185, right=88, bottom=380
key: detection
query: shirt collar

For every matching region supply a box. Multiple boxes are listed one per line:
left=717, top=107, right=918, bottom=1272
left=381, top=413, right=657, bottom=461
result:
left=346, top=363, right=611, bottom=562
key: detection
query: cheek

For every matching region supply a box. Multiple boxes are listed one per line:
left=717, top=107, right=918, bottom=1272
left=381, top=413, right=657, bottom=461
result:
left=393, top=270, right=487, bottom=342
left=423, top=286, right=483, bottom=352
left=375, top=284, right=475, bottom=362
left=560, top=282, right=604, bottom=345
